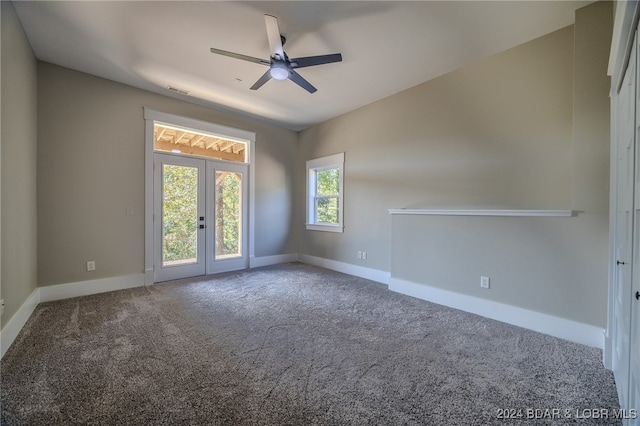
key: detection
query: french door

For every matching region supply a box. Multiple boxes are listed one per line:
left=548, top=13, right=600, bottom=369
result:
left=154, top=153, right=248, bottom=282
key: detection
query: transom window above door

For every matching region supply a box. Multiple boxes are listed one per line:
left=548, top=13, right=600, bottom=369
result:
left=154, top=122, right=248, bottom=163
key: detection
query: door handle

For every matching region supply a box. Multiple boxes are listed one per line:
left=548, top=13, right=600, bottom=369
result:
left=636, top=291, right=639, bottom=301
left=617, top=260, right=627, bottom=265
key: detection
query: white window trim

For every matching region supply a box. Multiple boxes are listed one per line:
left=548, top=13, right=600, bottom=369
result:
left=306, top=152, right=344, bottom=233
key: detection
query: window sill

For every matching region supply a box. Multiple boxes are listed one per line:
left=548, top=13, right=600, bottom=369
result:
left=305, top=223, right=344, bottom=233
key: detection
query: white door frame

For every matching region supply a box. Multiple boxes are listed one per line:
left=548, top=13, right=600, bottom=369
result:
left=206, top=160, right=249, bottom=275
left=144, top=108, right=256, bottom=285
left=154, top=154, right=207, bottom=282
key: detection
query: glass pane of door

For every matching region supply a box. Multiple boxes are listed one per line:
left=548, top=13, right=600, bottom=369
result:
left=215, top=171, right=243, bottom=259
left=162, top=164, right=199, bottom=266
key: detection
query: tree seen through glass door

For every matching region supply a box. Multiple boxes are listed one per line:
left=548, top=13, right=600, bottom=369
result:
left=162, top=164, right=198, bottom=265
left=215, top=171, right=242, bottom=259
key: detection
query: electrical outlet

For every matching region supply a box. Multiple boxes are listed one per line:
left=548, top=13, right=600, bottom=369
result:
left=362, top=251, right=367, bottom=260
left=87, top=261, right=96, bottom=271
left=357, top=251, right=362, bottom=259
left=480, top=276, right=490, bottom=289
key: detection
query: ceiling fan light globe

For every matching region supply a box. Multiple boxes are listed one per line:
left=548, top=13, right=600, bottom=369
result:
left=270, top=66, right=289, bottom=81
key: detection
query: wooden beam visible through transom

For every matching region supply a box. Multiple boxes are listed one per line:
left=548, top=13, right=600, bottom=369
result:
left=153, top=123, right=246, bottom=163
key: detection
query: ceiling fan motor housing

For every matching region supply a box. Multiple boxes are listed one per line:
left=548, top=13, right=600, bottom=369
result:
left=270, top=60, right=290, bottom=80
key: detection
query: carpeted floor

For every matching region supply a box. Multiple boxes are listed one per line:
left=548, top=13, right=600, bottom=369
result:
left=1, top=262, right=621, bottom=425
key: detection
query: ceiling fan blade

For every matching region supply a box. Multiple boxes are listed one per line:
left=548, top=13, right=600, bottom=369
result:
left=210, top=47, right=270, bottom=66
left=264, top=15, right=284, bottom=60
left=288, top=70, right=317, bottom=93
left=290, top=53, right=342, bottom=69
left=250, top=70, right=272, bottom=90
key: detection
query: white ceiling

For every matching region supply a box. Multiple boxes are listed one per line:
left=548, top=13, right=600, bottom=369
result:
left=14, top=1, right=592, bottom=131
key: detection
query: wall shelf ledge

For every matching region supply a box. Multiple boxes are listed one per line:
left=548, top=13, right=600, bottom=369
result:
left=387, top=209, right=576, bottom=217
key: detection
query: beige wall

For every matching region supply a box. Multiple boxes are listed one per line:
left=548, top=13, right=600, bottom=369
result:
left=1, top=1, right=39, bottom=328
left=299, top=24, right=575, bottom=271
left=37, top=63, right=298, bottom=286
left=298, top=2, right=612, bottom=327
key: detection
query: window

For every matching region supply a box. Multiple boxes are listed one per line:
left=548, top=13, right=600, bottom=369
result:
left=306, top=153, right=344, bottom=232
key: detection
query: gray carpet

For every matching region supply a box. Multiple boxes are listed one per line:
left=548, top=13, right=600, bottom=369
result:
left=1, top=262, right=620, bottom=425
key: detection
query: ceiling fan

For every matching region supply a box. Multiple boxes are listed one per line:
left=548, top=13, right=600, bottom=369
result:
left=210, top=14, right=342, bottom=93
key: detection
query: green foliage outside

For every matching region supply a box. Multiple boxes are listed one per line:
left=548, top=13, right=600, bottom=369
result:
left=316, top=168, right=340, bottom=224
left=162, top=167, right=242, bottom=264
left=163, top=165, right=198, bottom=263
left=216, top=172, right=241, bottom=257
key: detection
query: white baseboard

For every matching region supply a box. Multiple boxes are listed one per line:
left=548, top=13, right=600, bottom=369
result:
left=39, top=274, right=145, bottom=303
left=250, top=253, right=299, bottom=269
left=144, top=268, right=154, bottom=286
left=389, top=277, right=605, bottom=349
left=1, top=264, right=604, bottom=361
left=603, top=331, right=613, bottom=369
left=1, top=288, right=40, bottom=358
left=298, top=254, right=390, bottom=285
left=295, top=256, right=602, bottom=348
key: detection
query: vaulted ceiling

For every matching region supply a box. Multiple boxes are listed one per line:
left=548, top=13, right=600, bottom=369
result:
left=13, top=1, right=593, bottom=131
